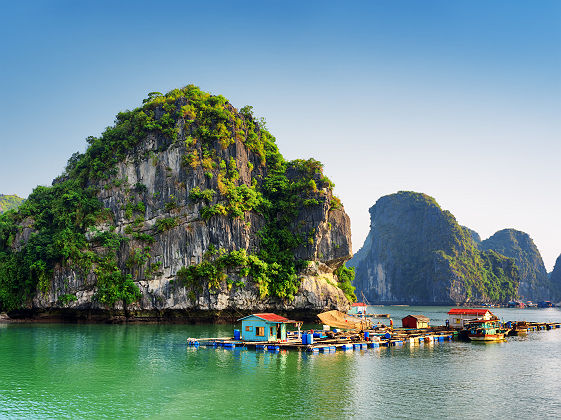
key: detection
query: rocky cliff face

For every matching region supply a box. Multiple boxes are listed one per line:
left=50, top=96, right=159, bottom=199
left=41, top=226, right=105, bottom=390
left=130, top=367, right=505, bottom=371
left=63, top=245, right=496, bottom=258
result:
left=479, top=229, right=549, bottom=301
left=348, top=191, right=519, bottom=305
left=0, top=86, right=352, bottom=320
left=550, top=254, right=561, bottom=303
left=463, top=227, right=481, bottom=244
left=0, top=194, right=24, bottom=213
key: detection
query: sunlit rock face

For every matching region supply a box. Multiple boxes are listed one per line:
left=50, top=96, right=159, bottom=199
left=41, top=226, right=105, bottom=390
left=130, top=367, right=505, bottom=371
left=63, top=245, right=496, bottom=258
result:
left=7, top=86, right=352, bottom=320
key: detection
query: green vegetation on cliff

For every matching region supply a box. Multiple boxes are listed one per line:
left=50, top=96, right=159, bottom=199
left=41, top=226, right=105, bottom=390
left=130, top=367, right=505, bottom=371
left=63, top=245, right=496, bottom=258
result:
left=334, top=264, right=356, bottom=302
left=479, top=229, right=549, bottom=301
left=0, top=181, right=102, bottom=310
left=0, top=195, right=24, bottom=213
left=433, top=210, right=519, bottom=302
left=0, top=85, right=352, bottom=311
left=436, top=247, right=519, bottom=303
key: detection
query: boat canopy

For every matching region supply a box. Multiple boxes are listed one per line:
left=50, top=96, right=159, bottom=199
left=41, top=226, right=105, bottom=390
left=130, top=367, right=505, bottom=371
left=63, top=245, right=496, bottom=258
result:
left=317, top=310, right=372, bottom=330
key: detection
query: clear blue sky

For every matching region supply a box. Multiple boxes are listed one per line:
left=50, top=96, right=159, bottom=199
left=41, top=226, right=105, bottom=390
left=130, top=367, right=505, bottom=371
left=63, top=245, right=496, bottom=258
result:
left=1, top=1, right=560, bottom=269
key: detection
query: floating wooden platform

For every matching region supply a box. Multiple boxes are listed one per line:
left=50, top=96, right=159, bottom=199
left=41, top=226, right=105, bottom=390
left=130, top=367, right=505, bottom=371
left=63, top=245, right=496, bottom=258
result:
left=187, top=328, right=459, bottom=352
left=187, top=321, right=561, bottom=353
left=509, top=321, right=561, bottom=335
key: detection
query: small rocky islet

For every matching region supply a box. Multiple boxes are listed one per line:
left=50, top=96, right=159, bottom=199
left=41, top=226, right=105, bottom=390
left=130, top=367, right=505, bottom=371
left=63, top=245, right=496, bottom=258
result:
left=0, top=85, right=559, bottom=321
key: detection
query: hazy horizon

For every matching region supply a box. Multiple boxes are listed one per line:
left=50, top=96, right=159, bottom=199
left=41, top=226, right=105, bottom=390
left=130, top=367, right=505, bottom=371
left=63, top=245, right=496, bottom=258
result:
left=1, top=1, right=559, bottom=269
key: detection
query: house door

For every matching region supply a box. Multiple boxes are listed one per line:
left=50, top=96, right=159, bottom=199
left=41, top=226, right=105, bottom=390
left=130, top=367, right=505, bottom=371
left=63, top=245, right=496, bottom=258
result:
left=277, top=324, right=282, bottom=339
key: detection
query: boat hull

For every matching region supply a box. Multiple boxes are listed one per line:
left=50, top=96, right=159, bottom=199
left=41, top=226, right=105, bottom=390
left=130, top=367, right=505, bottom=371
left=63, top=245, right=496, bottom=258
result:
left=468, top=333, right=505, bottom=342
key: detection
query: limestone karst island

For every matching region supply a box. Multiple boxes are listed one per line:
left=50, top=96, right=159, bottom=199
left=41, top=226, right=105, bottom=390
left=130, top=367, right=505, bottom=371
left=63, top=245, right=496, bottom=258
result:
left=0, top=86, right=355, bottom=321
left=348, top=191, right=561, bottom=305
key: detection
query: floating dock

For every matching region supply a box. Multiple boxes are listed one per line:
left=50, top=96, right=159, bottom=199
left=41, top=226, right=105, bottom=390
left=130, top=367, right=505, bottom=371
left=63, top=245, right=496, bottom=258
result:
left=187, top=321, right=561, bottom=353
left=187, top=327, right=458, bottom=352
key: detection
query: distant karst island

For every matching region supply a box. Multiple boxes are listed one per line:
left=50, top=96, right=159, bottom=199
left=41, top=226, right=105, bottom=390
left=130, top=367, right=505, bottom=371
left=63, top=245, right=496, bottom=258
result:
left=349, top=191, right=561, bottom=305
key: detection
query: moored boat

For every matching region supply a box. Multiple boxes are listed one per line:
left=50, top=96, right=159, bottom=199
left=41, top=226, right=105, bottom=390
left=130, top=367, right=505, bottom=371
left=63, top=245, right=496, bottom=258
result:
left=466, top=319, right=507, bottom=342
left=508, top=321, right=528, bottom=336
left=510, top=328, right=528, bottom=336
left=348, top=302, right=368, bottom=316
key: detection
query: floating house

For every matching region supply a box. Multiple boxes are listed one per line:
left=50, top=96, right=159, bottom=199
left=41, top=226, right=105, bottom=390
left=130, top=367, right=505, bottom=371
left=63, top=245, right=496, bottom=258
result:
left=447, top=308, right=495, bottom=328
left=348, top=302, right=368, bottom=315
left=238, top=313, right=293, bottom=342
left=537, top=301, right=554, bottom=308
left=401, top=314, right=430, bottom=329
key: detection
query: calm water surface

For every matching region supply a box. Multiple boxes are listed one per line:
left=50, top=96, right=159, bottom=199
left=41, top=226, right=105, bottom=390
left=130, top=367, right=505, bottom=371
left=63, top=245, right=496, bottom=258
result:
left=1, top=306, right=560, bottom=419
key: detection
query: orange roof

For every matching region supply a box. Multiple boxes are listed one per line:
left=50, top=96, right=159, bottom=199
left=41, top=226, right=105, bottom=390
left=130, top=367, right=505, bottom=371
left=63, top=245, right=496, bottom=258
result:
left=351, top=302, right=368, bottom=307
left=448, top=308, right=492, bottom=316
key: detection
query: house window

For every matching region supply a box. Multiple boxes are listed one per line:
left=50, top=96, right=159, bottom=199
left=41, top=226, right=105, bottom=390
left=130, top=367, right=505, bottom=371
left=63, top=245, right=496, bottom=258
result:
left=455, top=319, right=461, bottom=323
left=245, top=326, right=253, bottom=332
left=256, top=327, right=264, bottom=336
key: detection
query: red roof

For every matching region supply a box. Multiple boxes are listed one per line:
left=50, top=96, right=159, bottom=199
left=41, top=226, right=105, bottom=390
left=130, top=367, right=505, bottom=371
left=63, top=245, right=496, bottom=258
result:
left=351, top=302, right=367, bottom=307
left=239, top=313, right=290, bottom=323
left=448, top=308, right=492, bottom=316
left=402, top=314, right=430, bottom=321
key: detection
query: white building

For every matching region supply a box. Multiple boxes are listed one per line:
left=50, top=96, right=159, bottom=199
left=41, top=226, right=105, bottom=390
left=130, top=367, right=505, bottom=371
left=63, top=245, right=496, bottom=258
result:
left=447, top=308, right=495, bottom=328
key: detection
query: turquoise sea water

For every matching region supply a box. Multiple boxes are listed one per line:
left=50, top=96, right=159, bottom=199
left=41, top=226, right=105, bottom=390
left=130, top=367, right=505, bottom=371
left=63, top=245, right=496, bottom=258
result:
left=1, top=306, right=560, bottom=419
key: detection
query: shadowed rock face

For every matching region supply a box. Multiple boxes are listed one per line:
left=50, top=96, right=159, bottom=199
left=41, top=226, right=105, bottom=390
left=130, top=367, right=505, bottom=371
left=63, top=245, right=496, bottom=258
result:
left=479, top=229, right=549, bottom=301
left=348, top=191, right=519, bottom=305
left=463, top=226, right=481, bottom=244
left=549, top=254, right=561, bottom=303
left=3, top=86, right=352, bottom=320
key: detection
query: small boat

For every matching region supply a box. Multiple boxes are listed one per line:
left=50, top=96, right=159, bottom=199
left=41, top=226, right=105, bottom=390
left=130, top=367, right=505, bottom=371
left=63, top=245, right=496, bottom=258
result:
left=508, top=321, right=528, bottom=336
left=348, top=292, right=379, bottom=317
left=466, top=319, right=507, bottom=342
left=510, top=328, right=528, bottom=336
left=348, top=302, right=368, bottom=316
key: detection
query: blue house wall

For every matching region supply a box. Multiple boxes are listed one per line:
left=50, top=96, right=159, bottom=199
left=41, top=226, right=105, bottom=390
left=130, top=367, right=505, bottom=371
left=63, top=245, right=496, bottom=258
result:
left=240, top=315, right=288, bottom=342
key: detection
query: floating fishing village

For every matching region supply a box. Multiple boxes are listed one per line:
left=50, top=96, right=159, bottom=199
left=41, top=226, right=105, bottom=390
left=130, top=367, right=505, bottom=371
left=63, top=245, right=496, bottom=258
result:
left=187, top=305, right=561, bottom=353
